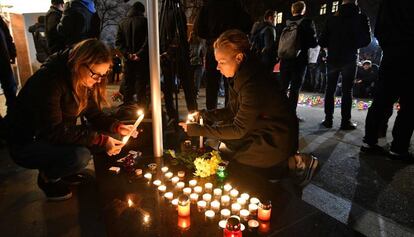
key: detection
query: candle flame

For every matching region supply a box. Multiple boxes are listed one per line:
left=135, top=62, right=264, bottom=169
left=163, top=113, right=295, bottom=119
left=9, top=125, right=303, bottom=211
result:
left=187, top=112, right=198, bottom=122
left=143, top=214, right=150, bottom=223
left=128, top=199, right=133, bottom=207
left=137, top=110, right=144, bottom=116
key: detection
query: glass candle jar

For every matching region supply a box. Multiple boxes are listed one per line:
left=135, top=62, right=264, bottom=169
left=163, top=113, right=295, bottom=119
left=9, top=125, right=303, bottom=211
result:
left=258, top=200, right=272, bottom=221
left=165, top=172, right=173, bottom=179
left=202, top=193, right=212, bottom=203
left=193, top=186, right=203, bottom=194
left=248, top=203, right=258, bottom=216
left=171, top=176, right=179, bottom=185
left=183, top=187, right=192, bottom=195
left=204, top=183, right=213, bottom=193
left=231, top=203, right=241, bottom=215
left=189, top=179, right=197, bottom=187
left=210, top=200, right=220, bottom=212
left=178, top=195, right=190, bottom=217
left=220, top=209, right=231, bottom=219
left=213, top=188, right=222, bottom=198
left=223, top=216, right=242, bottom=237
left=221, top=195, right=230, bottom=207
left=190, top=193, right=199, bottom=203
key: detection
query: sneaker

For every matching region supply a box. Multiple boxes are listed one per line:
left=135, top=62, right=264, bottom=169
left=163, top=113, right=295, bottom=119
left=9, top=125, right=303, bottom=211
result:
left=288, top=153, right=318, bottom=186
left=62, top=173, right=88, bottom=185
left=37, top=174, right=72, bottom=201
left=321, top=119, right=333, bottom=128
left=340, top=121, right=357, bottom=130
left=360, top=144, right=386, bottom=155
left=387, top=151, right=414, bottom=163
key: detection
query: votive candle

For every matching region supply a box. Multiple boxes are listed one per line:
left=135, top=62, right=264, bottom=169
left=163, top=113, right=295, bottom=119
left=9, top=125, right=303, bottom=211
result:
left=210, top=200, right=220, bottom=212
left=153, top=180, right=162, bottom=186
left=177, top=171, right=185, bottom=178
left=190, top=193, right=199, bottom=202
left=248, top=203, right=258, bottom=216
left=158, top=185, right=166, bottom=192
left=161, top=166, right=169, bottom=173
left=237, top=197, right=247, bottom=206
left=258, top=201, right=272, bottom=221
left=144, top=173, right=152, bottom=180
left=189, top=179, right=197, bottom=187
left=231, top=203, right=242, bottom=214
left=224, top=184, right=232, bottom=192
left=178, top=195, right=190, bottom=217
left=202, top=193, right=212, bottom=202
left=240, top=209, right=250, bottom=221
left=172, top=198, right=179, bottom=206
left=176, top=182, right=185, bottom=190
left=194, top=186, right=203, bottom=194
left=171, top=176, right=179, bottom=184
left=230, top=189, right=239, bottom=198
left=204, top=183, right=213, bottom=192
left=250, top=197, right=260, bottom=205
left=221, top=195, right=230, bottom=206
left=214, top=188, right=222, bottom=198
left=205, top=210, right=215, bottom=220
left=240, top=193, right=250, bottom=201
left=164, top=192, right=173, bottom=200
left=221, top=209, right=231, bottom=219
left=165, top=172, right=173, bottom=179
left=183, top=187, right=192, bottom=195
left=197, top=200, right=207, bottom=210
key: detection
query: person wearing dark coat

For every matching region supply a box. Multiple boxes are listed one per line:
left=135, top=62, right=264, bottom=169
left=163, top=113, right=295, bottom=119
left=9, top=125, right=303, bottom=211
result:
left=179, top=30, right=318, bottom=196
left=28, top=16, right=49, bottom=63
left=57, top=0, right=100, bottom=49
left=0, top=16, right=17, bottom=115
left=194, top=0, right=252, bottom=110
left=5, top=39, right=137, bottom=201
left=116, top=2, right=149, bottom=108
left=279, top=1, right=318, bottom=121
left=319, top=0, right=371, bottom=130
left=45, top=0, right=65, bottom=54
left=250, top=9, right=277, bottom=74
left=362, top=0, right=414, bottom=162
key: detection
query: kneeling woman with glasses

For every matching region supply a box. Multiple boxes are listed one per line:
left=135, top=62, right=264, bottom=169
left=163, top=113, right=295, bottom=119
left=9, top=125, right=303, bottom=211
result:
left=6, top=39, right=137, bottom=201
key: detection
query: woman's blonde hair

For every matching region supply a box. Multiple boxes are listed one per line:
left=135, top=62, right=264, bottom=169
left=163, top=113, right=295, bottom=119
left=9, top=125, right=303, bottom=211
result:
left=213, top=29, right=250, bottom=56
left=67, top=39, right=112, bottom=115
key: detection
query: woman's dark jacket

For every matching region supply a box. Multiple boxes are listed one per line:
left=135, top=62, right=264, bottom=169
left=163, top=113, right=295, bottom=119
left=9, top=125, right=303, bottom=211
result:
left=188, top=56, right=298, bottom=168
left=7, top=49, right=119, bottom=146
left=319, top=3, right=371, bottom=65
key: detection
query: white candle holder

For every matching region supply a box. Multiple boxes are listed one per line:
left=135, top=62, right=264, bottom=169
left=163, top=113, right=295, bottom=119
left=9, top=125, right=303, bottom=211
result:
left=171, top=198, right=179, bottom=206
left=189, top=179, right=197, bottom=187
left=250, top=197, right=260, bottom=205
left=213, top=188, right=222, bottom=198
left=231, top=203, right=241, bottom=215
left=177, top=171, right=185, bottom=178
left=161, top=166, right=169, bottom=173
left=144, top=173, right=152, bottom=180
left=223, top=184, right=232, bottom=192
left=164, top=172, right=173, bottom=179
left=197, top=200, right=207, bottom=211
left=158, top=185, right=166, bottom=192
left=237, top=197, right=247, bottom=206
left=240, top=209, right=250, bottom=221
left=193, top=186, right=203, bottom=194
left=221, top=195, right=230, bottom=206
left=204, top=183, right=213, bottom=193
left=248, top=203, right=258, bottom=216
left=230, top=189, right=239, bottom=198
left=183, top=187, right=192, bottom=195
left=171, top=176, right=179, bottom=184
left=176, top=182, right=185, bottom=190
left=190, top=193, right=199, bottom=202
left=205, top=210, right=215, bottom=220
left=220, top=209, right=231, bottom=219
left=210, top=200, right=220, bottom=212
left=153, top=180, right=162, bottom=186
left=202, top=193, right=212, bottom=203
left=240, top=193, right=250, bottom=201
left=164, top=192, right=173, bottom=200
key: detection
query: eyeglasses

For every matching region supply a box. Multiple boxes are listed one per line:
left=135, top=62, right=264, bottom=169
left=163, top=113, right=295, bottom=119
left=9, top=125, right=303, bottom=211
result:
left=85, top=65, right=109, bottom=82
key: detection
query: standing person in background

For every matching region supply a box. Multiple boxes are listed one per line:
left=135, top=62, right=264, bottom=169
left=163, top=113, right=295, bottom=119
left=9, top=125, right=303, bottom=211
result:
left=278, top=1, right=318, bottom=122
left=362, top=0, right=414, bottom=162
left=116, top=2, right=149, bottom=108
left=45, top=0, right=65, bottom=54
left=28, top=16, right=49, bottom=63
left=0, top=16, right=17, bottom=116
left=194, top=0, right=252, bottom=110
left=188, top=31, right=205, bottom=97
left=250, top=9, right=277, bottom=75
left=57, top=0, right=101, bottom=49
left=319, top=0, right=371, bottom=130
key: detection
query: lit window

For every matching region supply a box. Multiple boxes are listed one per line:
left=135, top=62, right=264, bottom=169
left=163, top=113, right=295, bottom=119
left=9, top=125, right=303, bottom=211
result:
left=332, top=1, right=339, bottom=12
left=320, top=4, right=327, bottom=15
left=276, top=12, right=283, bottom=24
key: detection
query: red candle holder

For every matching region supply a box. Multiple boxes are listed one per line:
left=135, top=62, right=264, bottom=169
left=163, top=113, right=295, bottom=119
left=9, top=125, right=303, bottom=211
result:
left=177, top=216, right=191, bottom=230
left=223, top=216, right=242, bottom=237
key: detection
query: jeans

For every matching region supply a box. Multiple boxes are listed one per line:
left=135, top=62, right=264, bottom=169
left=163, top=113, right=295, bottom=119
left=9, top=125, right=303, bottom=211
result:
left=324, top=62, right=357, bottom=122
left=364, top=48, right=413, bottom=153
left=10, top=141, right=92, bottom=180
left=191, top=65, right=203, bottom=94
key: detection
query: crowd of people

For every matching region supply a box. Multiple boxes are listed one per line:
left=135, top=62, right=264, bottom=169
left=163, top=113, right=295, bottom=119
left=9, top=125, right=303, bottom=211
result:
left=0, top=0, right=412, bottom=202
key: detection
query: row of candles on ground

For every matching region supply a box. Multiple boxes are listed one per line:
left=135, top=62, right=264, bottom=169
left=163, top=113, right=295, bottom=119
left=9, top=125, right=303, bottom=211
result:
left=145, top=168, right=271, bottom=224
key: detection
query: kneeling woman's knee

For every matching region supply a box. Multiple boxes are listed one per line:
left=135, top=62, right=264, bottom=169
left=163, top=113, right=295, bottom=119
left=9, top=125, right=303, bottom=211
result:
left=73, top=147, right=92, bottom=169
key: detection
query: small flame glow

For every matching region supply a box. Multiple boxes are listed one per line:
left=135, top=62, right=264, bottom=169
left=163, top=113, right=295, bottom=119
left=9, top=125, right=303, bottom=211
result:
left=143, top=214, right=150, bottom=223
left=128, top=199, right=133, bottom=207
left=137, top=110, right=144, bottom=116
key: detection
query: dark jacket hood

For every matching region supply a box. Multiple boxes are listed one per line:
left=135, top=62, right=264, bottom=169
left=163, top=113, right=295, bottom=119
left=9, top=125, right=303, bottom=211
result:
left=338, top=3, right=359, bottom=17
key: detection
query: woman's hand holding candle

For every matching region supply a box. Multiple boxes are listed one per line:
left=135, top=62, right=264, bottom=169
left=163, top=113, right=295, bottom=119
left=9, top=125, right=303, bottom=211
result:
left=122, top=110, right=144, bottom=144
left=118, top=124, right=139, bottom=138
left=106, top=137, right=124, bottom=156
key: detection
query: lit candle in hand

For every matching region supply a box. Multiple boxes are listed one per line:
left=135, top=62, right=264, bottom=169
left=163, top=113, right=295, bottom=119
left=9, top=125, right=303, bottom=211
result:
left=122, top=110, right=144, bottom=144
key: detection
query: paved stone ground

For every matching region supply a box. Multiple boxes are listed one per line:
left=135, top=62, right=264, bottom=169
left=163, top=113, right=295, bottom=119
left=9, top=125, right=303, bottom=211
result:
left=0, top=86, right=413, bottom=237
